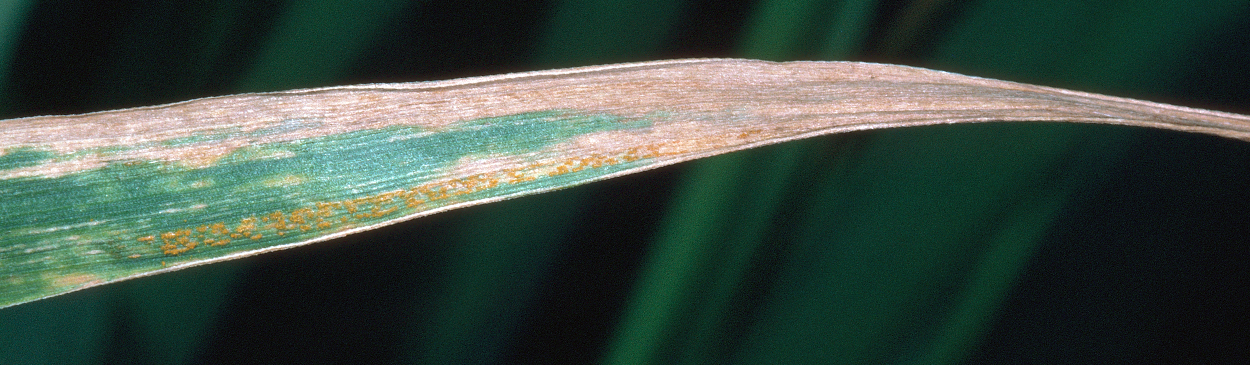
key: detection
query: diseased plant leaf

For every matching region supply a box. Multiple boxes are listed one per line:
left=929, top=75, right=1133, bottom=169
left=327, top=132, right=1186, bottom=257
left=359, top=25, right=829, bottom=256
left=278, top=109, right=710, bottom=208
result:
left=3, top=58, right=1249, bottom=309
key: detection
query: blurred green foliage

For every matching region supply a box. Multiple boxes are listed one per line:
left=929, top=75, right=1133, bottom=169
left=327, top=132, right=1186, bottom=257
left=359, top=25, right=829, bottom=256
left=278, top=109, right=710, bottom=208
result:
left=2, top=0, right=1249, bottom=364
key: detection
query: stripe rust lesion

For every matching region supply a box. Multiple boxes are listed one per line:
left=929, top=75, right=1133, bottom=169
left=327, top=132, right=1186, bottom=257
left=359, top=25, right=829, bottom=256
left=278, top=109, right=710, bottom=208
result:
left=133, top=139, right=688, bottom=257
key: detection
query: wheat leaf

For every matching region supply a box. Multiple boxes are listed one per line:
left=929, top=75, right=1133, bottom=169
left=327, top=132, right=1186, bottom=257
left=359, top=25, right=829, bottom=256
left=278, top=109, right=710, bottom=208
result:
left=2, top=58, right=1247, bottom=309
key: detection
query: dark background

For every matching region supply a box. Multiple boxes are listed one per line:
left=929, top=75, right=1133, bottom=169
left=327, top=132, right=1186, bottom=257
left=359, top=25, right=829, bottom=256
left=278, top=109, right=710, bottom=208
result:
left=1, top=1, right=1248, bottom=364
